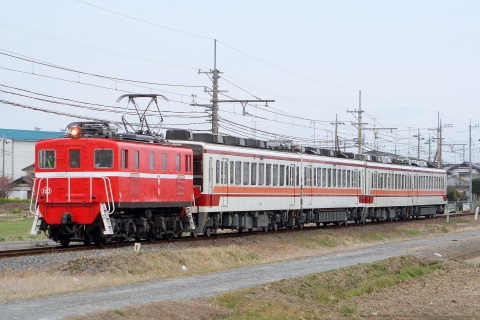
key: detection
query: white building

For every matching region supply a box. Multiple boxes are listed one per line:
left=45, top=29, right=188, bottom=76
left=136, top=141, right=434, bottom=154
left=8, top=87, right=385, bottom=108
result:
left=0, top=128, right=62, bottom=199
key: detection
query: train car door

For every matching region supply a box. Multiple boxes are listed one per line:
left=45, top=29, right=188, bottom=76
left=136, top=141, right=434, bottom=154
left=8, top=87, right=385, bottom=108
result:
left=221, top=158, right=229, bottom=207
left=290, top=164, right=296, bottom=206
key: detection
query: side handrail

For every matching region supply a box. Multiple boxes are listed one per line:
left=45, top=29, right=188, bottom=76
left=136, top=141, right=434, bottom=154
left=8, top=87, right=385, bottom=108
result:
left=29, top=177, right=43, bottom=215
left=100, top=176, right=115, bottom=214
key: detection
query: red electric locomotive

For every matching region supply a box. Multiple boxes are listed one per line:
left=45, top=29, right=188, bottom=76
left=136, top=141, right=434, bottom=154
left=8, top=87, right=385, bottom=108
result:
left=30, top=121, right=195, bottom=246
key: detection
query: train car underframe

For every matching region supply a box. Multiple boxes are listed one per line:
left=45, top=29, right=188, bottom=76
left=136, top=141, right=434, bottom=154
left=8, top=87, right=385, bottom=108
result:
left=198, top=203, right=445, bottom=235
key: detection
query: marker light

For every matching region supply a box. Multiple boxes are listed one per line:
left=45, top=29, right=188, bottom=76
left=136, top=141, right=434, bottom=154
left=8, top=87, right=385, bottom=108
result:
left=70, top=127, right=81, bottom=138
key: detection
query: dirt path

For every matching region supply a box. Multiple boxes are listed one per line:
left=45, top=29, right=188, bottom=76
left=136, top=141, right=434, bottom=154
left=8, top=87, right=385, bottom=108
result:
left=2, top=230, right=480, bottom=320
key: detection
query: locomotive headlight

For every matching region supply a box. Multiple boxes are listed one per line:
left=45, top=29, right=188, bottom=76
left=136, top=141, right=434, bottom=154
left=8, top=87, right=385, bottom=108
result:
left=70, top=127, right=81, bottom=138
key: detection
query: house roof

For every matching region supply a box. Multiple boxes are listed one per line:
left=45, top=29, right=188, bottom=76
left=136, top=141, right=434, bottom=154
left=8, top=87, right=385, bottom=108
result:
left=0, top=128, right=62, bottom=141
left=446, top=162, right=480, bottom=173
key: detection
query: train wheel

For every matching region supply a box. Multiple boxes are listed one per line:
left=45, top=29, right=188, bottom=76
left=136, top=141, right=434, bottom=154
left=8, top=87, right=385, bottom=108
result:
left=204, top=227, right=212, bottom=237
left=298, top=223, right=304, bottom=230
left=190, top=232, right=198, bottom=238
left=262, top=226, right=268, bottom=232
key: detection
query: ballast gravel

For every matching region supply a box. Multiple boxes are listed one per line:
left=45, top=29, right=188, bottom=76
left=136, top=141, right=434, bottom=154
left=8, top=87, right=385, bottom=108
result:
left=1, top=230, right=480, bottom=320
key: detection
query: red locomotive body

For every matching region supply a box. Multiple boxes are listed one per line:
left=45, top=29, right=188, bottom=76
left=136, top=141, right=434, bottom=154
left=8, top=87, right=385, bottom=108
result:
left=31, top=122, right=194, bottom=246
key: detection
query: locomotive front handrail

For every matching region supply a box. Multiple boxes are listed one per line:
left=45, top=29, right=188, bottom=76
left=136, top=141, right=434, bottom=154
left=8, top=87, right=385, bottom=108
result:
left=29, top=176, right=115, bottom=214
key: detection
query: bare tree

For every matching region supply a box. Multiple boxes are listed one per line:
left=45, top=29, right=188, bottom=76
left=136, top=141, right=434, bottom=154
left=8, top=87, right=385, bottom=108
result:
left=0, top=176, right=13, bottom=199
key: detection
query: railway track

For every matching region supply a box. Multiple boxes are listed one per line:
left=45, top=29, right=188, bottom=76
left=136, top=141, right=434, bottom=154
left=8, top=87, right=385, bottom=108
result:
left=0, top=212, right=472, bottom=260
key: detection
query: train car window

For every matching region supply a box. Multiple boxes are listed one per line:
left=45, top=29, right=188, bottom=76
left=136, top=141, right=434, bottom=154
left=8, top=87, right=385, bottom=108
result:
left=251, top=163, right=257, bottom=185
left=327, top=169, right=331, bottom=187
left=176, top=154, right=181, bottom=171
left=265, top=164, right=271, bottom=186
left=39, top=150, right=56, bottom=169
left=243, top=162, right=249, bottom=185
left=322, top=168, right=326, bottom=187
left=286, top=166, right=290, bottom=186
left=235, top=161, right=241, bottom=185
left=353, top=170, right=358, bottom=188
left=69, top=149, right=80, bottom=168
left=223, top=161, right=228, bottom=184
left=133, top=150, right=139, bottom=169
left=162, top=153, right=167, bottom=171
left=215, top=160, right=220, bottom=184
left=279, top=165, right=285, bottom=186
left=296, top=167, right=300, bottom=187
left=220, top=161, right=225, bottom=184
left=150, top=152, right=155, bottom=170
left=347, top=170, right=351, bottom=188
left=121, top=149, right=128, bottom=168
left=230, top=161, right=234, bottom=184
left=186, top=154, right=192, bottom=172
left=272, top=165, right=278, bottom=186
left=259, top=163, right=264, bottom=186
left=95, top=149, right=113, bottom=168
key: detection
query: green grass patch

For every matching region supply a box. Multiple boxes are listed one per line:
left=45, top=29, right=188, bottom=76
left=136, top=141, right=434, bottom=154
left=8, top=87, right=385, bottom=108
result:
left=0, top=198, right=30, bottom=204
left=213, top=256, right=443, bottom=319
left=0, top=217, right=48, bottom=242
left=293, top=235, right=338, bottom=248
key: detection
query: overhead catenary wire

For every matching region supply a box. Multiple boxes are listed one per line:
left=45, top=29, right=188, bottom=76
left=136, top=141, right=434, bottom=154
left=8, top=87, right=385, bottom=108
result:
left=0, top=49, right=207, bottom=89
left=0, top=20, right=201, bottom=70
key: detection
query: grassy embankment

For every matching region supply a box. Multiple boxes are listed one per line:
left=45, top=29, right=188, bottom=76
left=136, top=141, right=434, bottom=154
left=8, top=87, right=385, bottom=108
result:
left=0, top=199, right=48, bottom=242
left=67, top=256, right=444, bottom=320
left=1, top=214, right=478, bottom=304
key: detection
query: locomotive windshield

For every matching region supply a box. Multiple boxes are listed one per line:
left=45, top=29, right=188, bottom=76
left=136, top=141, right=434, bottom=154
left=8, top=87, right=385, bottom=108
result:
left=94, top=149, right=113, bottom=168
left=69, top=149, right=80, bottom=168
left=38, top=150, right=56, bottom=169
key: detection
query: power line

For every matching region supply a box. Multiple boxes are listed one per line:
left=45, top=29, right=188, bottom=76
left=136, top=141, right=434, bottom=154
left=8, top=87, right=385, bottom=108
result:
left=0, top=49, right=206, bottom=88
left=0, top=20, right=200, bottom=70
left=76, top=0, right=214, bottom=41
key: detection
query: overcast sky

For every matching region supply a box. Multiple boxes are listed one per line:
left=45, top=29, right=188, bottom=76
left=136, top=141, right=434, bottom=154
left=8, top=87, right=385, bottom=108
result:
left=1, top=0, right=479, bottom=164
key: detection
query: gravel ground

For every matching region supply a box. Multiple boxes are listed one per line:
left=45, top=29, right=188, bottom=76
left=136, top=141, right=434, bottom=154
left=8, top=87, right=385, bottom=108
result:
left=1, top=229, right=480, bottom=319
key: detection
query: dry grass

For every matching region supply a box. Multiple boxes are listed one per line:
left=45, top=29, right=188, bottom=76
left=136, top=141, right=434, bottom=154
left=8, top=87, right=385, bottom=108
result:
left=1, top=215, right=479, bottom=302
left=65, top=256, right=446, bottom=320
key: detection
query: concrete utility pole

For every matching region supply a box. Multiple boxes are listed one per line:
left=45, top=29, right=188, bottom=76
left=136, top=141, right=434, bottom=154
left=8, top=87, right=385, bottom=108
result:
left=413, top=129, right=423, bottom=159
left=347, top=91, right=365, bottom=154
left=469, top=120, right=480, bottom=209
left=211, top=39, right=220, bottom=134
left=199, top=39, right=274, bottom=135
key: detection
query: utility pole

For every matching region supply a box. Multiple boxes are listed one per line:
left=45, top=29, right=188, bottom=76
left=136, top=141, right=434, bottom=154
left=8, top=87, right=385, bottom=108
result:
left=212, top=40, right=219, bottom=134
left=1, top=135, right=5, bottom=179
left=469, top=120, right=480, bottom=209
left=197, top=39, right=274, bottom=135
left=347, top=91, right=365, bottom=154
left=413, top=129, right=423, bottom=159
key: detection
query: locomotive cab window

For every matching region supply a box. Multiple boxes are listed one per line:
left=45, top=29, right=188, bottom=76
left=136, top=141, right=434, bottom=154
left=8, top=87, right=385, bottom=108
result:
left=94, top=149, right=113, bottom=168
left=39, top=150, right=56, bottom=169
left=69, top=149, right=80, bottom=168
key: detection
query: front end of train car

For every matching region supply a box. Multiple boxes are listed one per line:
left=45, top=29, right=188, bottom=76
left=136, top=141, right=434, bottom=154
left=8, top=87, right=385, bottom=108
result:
left=30, top=122, right=196, bottom=246
left=30, top=123, right=118, bottom=246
